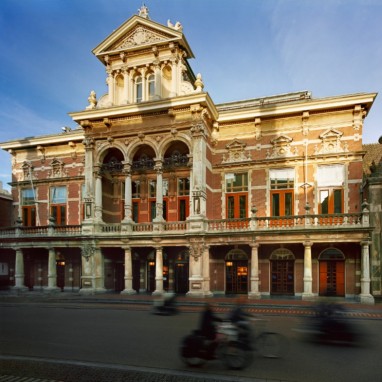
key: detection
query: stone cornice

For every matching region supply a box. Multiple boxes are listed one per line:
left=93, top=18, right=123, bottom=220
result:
left=69, top=92, right=218, bottom=123
left=0, top=129, right=84, bottom=151
left=217, top=92, right=377, bottom=123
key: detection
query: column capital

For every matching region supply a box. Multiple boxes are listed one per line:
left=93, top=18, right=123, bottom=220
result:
left=360, top=240, right=371, bottom=247
left=303, top=241, right=313, bottom=247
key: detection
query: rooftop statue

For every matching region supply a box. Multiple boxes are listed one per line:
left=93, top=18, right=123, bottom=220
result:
left=138, top=4, right=150, bottom=19
left=167, top=19, right=183, bottom=31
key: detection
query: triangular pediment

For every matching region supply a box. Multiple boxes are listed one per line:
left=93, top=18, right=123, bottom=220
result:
left=320, top=128, right=343, bottom=140
left=93, top=15, right=193, bottom=59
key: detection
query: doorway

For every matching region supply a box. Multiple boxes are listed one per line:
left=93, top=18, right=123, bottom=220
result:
left=319, top=248, right=345, bottom=296
left=270, top=248, right=295, bottom=295
left=225, top=249, right=248, bottom=294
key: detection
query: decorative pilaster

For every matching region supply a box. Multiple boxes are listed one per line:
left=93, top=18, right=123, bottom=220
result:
left=359, top=241, right=374, bottom=304
left=302, top=241, right=314, bottom=299
left=153, top=246, right=164, bottom=295
left=248, top=243, right=261, bottom=299
left=121, top=246, right=136, bottom=295
left=187, top=238, right=205, bottom=297
left=106, top=70, right=114, bottom=106
left=202, top=245, right=213, bottom=297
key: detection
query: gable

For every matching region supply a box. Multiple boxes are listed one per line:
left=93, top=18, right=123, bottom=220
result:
left=93, top=15, right=194, bottom=60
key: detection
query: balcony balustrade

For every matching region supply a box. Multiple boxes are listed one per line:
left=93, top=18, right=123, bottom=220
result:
left=0, top=212, right=368, bottom=239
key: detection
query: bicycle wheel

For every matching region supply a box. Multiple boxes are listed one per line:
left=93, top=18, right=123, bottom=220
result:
left=257, top=332, right=285, bottom=358
left=221, top=341, right=252, bottom=370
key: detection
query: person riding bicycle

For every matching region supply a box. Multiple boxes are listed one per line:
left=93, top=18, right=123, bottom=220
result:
left=228, top=297, right=254, bottom=346
left=198, top=302, right=222, bottom=341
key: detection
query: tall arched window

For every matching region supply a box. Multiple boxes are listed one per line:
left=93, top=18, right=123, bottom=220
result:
left=135, top=76, right=143, bottom=103
left=148, top=74, right=155, bottom=100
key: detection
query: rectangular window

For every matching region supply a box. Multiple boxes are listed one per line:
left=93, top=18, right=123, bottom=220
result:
left=319, top=189, right=343, bottom=214
left=132, top=181, right=141, bottom=198
left=225, top=173, right=248, bottom=192
left=21, top=189, right=35, bottom=205
left=178, top=177, right=190, bottom=196
left=21, top=189, right=36, bottom=226
left=132, top=201, right=139, bottom=223
left=50, top=186, right=67, bottom=225
left=270, top=168, right=295, bottom=189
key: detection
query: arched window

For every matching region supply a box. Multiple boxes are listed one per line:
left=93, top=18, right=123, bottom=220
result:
left=148, top=74, right=155, bottom=100
left=135, top=76, right=142, bottom=103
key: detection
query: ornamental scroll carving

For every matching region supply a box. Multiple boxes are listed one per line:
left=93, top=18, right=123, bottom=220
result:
left=189, top=238, right=205, bottom=262
left=266, top=135, right=295, bottom=158
left=222, top=139, right=251, bottom=163
left=113, top=27, right=168, bottom=50
left=81, top=245, right=95, bottom=262
left=314, top=128, right=348, bottom=155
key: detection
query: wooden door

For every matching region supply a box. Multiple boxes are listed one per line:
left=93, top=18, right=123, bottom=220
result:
left=319, top=261, right=345, bottom=296
left=271, top=260, right=294, bottom=294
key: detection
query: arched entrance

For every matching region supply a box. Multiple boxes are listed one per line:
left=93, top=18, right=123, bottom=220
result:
left=319, top=248, right=345, bottom=296
left=270, top=248, right=295, bottom=295
left=225, top=249, right=248, bottom=294
left=174, top=249, right=189, bottom=294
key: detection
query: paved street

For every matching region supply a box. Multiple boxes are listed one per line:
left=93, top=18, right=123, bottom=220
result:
left=0, top=293, right=381, bottom=381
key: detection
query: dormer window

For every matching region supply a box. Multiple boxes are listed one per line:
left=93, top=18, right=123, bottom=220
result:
left=135, top=76, right=143, bottom=103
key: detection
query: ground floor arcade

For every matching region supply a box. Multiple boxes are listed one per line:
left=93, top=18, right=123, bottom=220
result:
left=0, top=240, right=374, bottom=303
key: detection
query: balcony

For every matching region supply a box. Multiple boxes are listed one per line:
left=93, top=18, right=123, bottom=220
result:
left=0, top=211, right=370, bottom=240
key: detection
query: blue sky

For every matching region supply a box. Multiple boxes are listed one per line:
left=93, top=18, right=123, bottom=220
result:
left=1, top=0, right=381, bottom=191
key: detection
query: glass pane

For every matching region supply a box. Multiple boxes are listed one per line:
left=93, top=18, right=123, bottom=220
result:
left=50, top=187, right=66, bottom=203
left=272, top=193, right=280, bottom=216
left=163, top=200, right=167, bottom=220
left=239, top=195, right=246, bottom=218
left=149, top=181, right=156, bottom=197
left=150, top=201, right=156, bottom=221
left=22, top=189, right=35, bottom=205
left=132, top=202, right=139, bottom=223
left=227, top=196, right=234, bottom=219
left=179, top=199, right=186, bottom=221
left=320, top=190, right=329, bottom=214
left=60, top=206, right=66, bottom=225
left=334, top=189, right=342, bottom=213
left=285, top=193, right=292, bottom=216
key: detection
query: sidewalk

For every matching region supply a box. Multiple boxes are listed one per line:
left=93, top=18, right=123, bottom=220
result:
left=1, top=290, right=381, bottom=318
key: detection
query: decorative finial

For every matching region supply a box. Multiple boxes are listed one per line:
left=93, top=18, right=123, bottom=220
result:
left=194, top=73, right=204, bottom=92
left=138, top=4, right=150, bottom=19
left=86, top=90, right=97, bottom=110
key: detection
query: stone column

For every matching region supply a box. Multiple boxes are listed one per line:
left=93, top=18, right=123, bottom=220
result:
left=154, top=64, right=162, bottom=99
left=82, top=136, right=95, bottom=226
left=128, top=69, right=134, bottom=103
left=189, top=121, right=207, bottom=228
left=94, top=167, right=103, bottom=223
left=14, top=248, right=27, bottom=291
left=122, top=162, right=133, bottom=223
left=249, top=243, right=261, bottom=299
left=153, top=160, right=164, bottom=222
left=202, top=245, right=213, bottom=296
left=46, top=248, right=59, bottom=292
left=106, top=70, right=114, bottom=106
left=302, top=241, right=314, bottom=299
left=169, top=59, right=177, bottom=97
left=141, top=67, right=147, bottom=102
left=153, top=247, right=164, bottom=295
left=121, top=246, right=136, bottom=295
left=93, top=247, right=106, bottom=293
left=123, top=68, right=129, bottom=104
left=359, top=241, right=375, bottom=304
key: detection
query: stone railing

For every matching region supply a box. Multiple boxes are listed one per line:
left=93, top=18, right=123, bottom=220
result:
left=0, top=212, right=368, bottom=239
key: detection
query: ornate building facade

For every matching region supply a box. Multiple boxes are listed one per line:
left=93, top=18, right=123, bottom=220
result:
left=0, top=7, right=378, bottom=303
